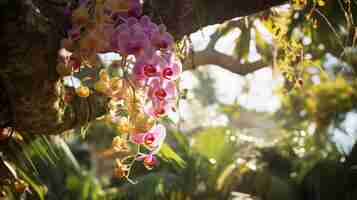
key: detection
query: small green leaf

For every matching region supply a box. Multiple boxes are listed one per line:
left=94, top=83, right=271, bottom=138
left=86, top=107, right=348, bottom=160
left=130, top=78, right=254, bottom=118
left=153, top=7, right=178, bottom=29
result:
left=160, top=116, right=175, bottom=124
left=234, top=26, right=251, bottom=61
left=159, top=143, right=186, bottom=169
left=255, top=29, right=273, bottom=61
left=16, top=167, right=45, bottom=200
left=217, top=22, right=235, bottom=37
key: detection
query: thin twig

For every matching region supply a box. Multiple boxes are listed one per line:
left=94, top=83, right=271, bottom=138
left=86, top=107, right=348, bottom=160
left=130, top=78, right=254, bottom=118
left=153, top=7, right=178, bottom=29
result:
left=314, top=9, right=344, bottom=50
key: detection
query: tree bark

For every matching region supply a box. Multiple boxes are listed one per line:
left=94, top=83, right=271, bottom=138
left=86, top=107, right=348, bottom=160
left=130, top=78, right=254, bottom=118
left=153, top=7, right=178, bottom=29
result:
left=0, top=0, right=288, bottom=135
left=144, top=0, right=288, bottom=39
left=0, top=0, right=107, bottom=134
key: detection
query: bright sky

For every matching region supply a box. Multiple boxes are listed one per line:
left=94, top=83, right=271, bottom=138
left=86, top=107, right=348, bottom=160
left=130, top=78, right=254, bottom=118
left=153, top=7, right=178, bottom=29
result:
left=177, top=23, right=283, bottom=131
left=186, top=24, right=282, bottom=111
left=182, top=22, right=357, bottom=154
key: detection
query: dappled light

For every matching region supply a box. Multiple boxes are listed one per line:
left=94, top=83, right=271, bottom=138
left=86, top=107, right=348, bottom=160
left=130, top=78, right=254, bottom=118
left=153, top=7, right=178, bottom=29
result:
left=1, top=0, right=357, bottom=199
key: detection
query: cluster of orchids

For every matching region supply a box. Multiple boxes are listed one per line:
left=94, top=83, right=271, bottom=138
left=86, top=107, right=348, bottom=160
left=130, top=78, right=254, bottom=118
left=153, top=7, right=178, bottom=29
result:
left=57, top=0, right=182, bottom=181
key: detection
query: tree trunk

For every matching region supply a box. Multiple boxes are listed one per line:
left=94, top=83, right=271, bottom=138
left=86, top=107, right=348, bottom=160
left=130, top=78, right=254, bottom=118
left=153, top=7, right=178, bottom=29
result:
left=0, top=0, right=107, bottom=134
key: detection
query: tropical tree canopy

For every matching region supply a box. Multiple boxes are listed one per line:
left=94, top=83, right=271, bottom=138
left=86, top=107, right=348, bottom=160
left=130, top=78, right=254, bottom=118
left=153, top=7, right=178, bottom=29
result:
left=1, top=0, right=357, bottom=199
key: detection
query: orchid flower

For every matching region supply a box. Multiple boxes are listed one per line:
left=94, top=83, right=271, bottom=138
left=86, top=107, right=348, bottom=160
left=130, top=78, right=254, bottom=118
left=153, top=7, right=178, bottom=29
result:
left=144, top=99, right=175, bottom=118
left=130, top=124, right=166, bottom=149
left=151, top=24, right=174, bottom=50
left=60, top=0, right=182, bottom=176
left=132, top=53, right=165, bottom=84
left=137, top=153, right=157, bottom=169
left=147, top=78, right=177, bottom=102
left=160, top=52, right=182, bottom=80
left=139, top=16, right=160, bottom=38
left=115, top=23, right=150, bottom=56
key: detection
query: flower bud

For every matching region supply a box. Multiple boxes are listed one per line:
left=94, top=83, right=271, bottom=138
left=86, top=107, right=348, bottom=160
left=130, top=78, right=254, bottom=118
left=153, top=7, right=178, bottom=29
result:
left=99, top=69, right=110, bottom=82
left=110, top=77, right=123, bottom=92
left=76, top=86, right=90, bottom=97
left=116, top=117, right=131, bottom=133
left=112, top=136, right=129, bottom=152
left=114, top=159, right=128, bottom=178
left=143, top=154, right=157, bottom=169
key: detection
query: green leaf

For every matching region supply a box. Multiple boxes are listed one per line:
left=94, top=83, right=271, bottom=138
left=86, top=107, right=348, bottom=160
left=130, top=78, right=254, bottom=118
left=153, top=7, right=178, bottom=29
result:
left=192, top=127, right=237, bottom=166
left=81, top=176, right=91, bottom=200
left=217, top=22, right=235, bottom=37
left=233, top=26, right=251, bottom=61
left=160, top=116, right=175, bottom=124
left=16, top=167, right=45, bottom=200
left=255, top=28, right=273, bottom=61
left=159, top=143, right=186, bottom=169
left=171, top=131, right=190, bottom=153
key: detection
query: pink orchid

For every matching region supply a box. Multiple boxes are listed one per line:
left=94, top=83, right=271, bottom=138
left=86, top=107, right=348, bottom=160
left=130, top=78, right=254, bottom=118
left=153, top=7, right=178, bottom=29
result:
left=160, top=53, right=182, bottom=80
left=130, top=124, right=166, bottom=148
left=139, top=16, right=159, bottom=39
left=112, top=18, right=150, bottom=56
left=144, top=100, right=173, bottom=118
left=147, top=79, right=177, bottom=102
left=137, top=153, right=158, bottom=169
left=61, top=0, right=182, bottom=174
left=151, top=24, right=174, bottom=50
left=132, top=53, right=165, bottom=83
left=118, top=29, right=149, bottom=56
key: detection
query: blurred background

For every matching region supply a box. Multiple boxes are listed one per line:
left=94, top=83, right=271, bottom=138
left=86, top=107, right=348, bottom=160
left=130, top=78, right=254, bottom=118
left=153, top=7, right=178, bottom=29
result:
left=1, top=0, right=357, bottom=199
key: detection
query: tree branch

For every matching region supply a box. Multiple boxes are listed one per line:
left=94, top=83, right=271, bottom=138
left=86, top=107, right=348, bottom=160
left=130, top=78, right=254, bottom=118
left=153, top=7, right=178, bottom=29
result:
left=0, top=0, right=285, bottom=135
left=144, top=0, right=289, bottom=39
left=184, top=48, right=268, bottom=75
left=182, top=19, right=268, bottom=75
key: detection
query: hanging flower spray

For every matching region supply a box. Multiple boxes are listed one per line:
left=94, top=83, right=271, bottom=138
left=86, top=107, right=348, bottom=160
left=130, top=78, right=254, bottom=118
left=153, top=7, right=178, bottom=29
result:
left=57, top=0, right=182, bottom=182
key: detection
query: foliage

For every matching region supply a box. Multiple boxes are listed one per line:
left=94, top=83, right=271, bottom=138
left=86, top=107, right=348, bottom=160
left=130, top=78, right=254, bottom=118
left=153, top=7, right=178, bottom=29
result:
left=1, top=0, right=357, bottom=199
left=0, top=132, right=105, bottom=200
left=108, top=127, right=246, bottom=200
